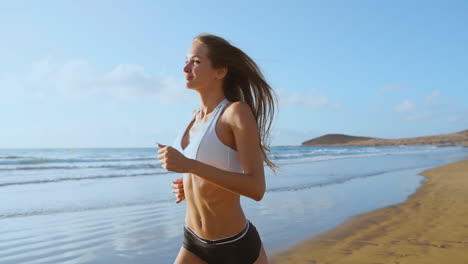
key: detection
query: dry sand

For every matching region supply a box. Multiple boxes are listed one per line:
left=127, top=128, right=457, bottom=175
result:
left=270, top=160, right=468, bottom=264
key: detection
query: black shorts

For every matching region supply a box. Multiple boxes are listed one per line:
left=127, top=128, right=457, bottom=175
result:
left=182, top=220, right=262, bottom=264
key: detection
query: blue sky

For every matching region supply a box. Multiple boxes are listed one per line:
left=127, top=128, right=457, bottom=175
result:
left=1, top=0, right=467, bottom=148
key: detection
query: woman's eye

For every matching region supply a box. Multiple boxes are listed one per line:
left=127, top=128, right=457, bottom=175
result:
left=184, top=60, right=200, bottom=65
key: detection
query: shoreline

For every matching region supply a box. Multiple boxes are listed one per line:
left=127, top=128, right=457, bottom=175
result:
left=270, top=159, right=468, bottom=264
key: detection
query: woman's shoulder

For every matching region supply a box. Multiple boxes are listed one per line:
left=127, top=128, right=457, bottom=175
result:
left=224, top=101, right=256, bottom=127
left=227, top=100, right=253, bottom=111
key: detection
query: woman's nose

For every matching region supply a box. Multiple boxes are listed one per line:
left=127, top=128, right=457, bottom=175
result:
left=183, top=62, right=191, bottom=73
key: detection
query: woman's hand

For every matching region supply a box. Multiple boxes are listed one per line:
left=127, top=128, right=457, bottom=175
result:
left=171, top=178, right=185, bottom=203
left=157, top=143, right=193, bottom=173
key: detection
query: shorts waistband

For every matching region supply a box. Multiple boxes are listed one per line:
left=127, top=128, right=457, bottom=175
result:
left=184, top=220, right=250, bottom=245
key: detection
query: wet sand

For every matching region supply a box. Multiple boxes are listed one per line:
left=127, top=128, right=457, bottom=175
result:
left=270, top=160, right=468, bottom=264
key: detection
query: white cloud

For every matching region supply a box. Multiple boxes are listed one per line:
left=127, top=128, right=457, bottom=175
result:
left=1, top=57, right=194, bottom=104
left=377, top=83, right=407, bottom=94
left=405, top=113, right=433, bottom=122
left=425, top=90, right=441, bottom=104
left=395, top=99, right=415, bottom=113
left=428, top=96, right=455, bottom=109
left=449, top=108, right=468, bottom=124
left=277, top=88, right=340, bottom=110
left=448, top=115, right=460, bottom=122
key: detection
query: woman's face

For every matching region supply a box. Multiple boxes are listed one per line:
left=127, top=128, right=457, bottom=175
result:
left=184, top=41, right=221, bottom=90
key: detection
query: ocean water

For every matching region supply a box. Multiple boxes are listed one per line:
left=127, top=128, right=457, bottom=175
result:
left=0, top=146, right=467, bottom=263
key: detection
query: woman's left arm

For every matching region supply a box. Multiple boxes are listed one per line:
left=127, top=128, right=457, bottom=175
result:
left=158, top=102, right=266, bottom=201
left=190, top=102, right=265, bottom=201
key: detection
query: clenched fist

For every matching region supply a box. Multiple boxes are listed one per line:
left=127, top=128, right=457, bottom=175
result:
left=172, top=178, right=185, bottom=203
left=157, top=143, right=193, bottom=173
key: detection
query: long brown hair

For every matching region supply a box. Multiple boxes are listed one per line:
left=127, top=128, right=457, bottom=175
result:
left=194, top=33, right=278, bottom=172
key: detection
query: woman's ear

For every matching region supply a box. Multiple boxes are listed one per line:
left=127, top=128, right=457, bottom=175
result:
left=216, top=67, right=228, bottom=80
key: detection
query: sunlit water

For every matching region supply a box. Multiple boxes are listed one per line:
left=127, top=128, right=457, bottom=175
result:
left=1, top=146, right=467, bottom=263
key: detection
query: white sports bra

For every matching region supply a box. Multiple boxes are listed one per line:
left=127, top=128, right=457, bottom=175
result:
left=171, top=99, right=243, bottom=173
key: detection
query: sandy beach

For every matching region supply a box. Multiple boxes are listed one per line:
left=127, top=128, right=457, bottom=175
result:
left=271, top=159, right=468, bottom=264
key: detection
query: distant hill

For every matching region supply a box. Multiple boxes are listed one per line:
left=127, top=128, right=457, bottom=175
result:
left=302, top=130, right=468, bottom=147
left=302, top=134, right=377, bottom=146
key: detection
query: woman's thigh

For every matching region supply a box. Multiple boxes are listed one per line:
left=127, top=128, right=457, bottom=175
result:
left=174, top=246, right=207, bottom=264
left=254, top=245, right=269, bottom=264
left=174, top=244, right=268, bottom=264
